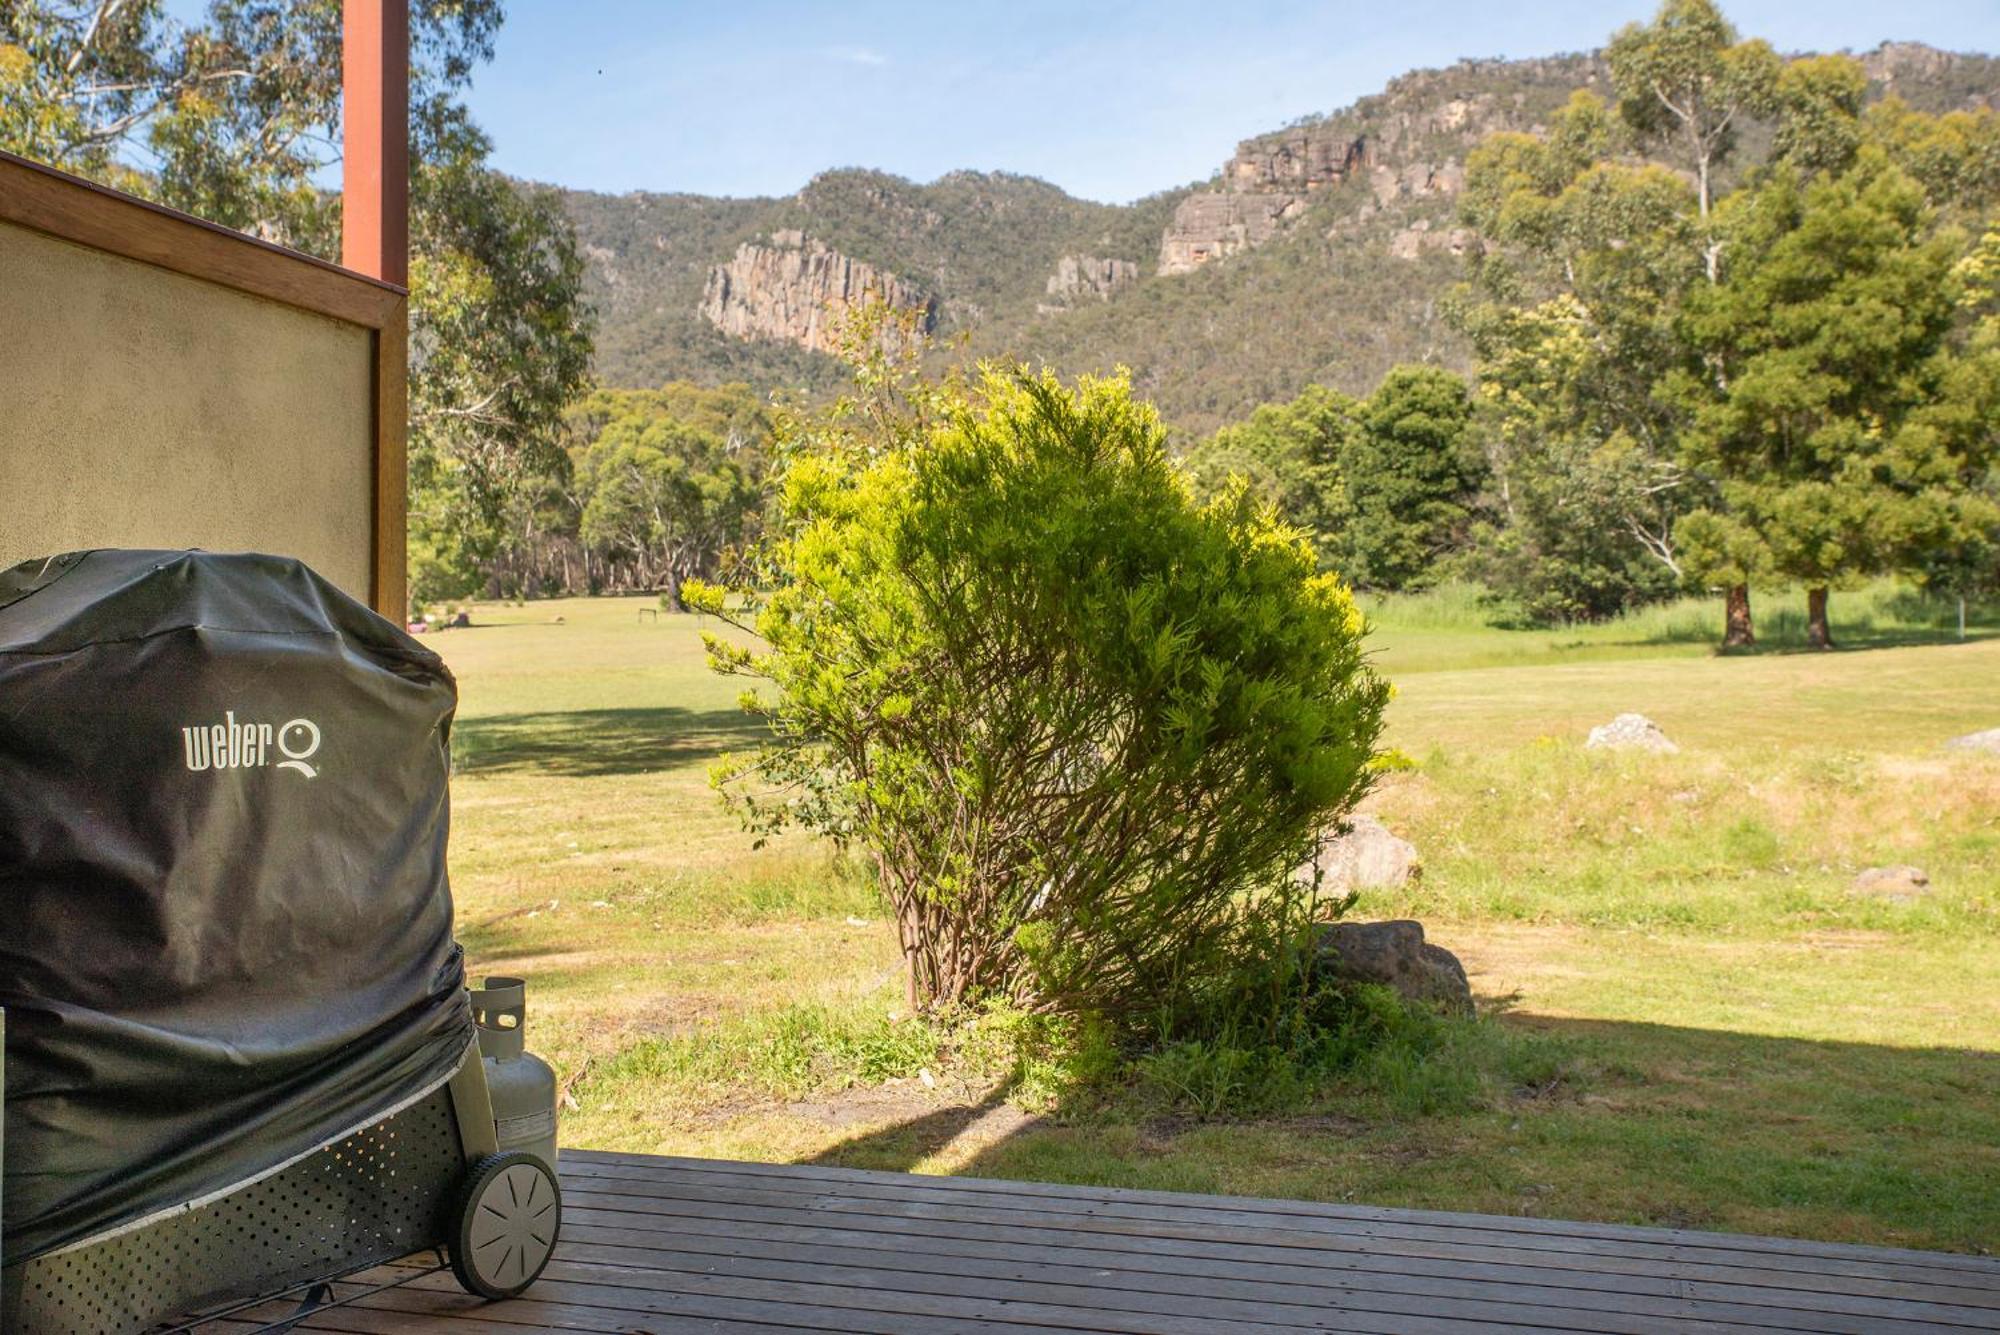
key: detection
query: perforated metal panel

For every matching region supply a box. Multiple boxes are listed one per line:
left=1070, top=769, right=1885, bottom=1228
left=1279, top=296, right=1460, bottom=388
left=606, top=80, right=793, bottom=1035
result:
left=2, top=1087, right=463, bottom=1335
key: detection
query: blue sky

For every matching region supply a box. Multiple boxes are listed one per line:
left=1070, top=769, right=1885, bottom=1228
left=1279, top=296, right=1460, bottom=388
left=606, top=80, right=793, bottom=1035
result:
left=462, top=1, right=2000, bottom=203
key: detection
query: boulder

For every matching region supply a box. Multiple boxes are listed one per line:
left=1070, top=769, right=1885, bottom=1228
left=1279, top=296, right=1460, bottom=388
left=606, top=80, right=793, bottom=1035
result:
left=1586, top=713, right=1679, bottom=754
left=1945, top=728, right=2000, bottom=754
left=1296, top=814, right=1420, bottom=893
left=1852, top=866, right=1931, bottom=902
left=1315, top=920, right=1472, bottom=1015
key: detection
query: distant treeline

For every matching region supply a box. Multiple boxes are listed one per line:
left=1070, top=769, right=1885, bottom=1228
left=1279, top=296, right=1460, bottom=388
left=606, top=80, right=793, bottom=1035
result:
left=421, top=382, right=773, bottom=610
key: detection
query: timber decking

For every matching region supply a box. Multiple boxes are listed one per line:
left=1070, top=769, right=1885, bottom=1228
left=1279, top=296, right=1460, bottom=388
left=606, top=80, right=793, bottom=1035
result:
left=225, top=1149, right=2000, bottom=1334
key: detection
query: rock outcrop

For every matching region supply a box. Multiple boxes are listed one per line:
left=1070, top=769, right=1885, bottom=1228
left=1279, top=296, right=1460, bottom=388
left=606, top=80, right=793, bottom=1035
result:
left=1586, top=713, right=1679, bottom=754
left=1296, top=814, right=1421, bottom=893
left=1159, top=125, right=1379, bottom=274
left=1225, top=126, right=1374, bottom=192
left=1863, top=42, right=1997, bottom=110
left=1852, top=866, right=1931, bottom=902
left=1040, top=254, right=1138, bottom=311
left=1388, top=218, right=1483, bottom=260
left=1158, top=192, right=1310, bottom=274
left=1156, top=78, right=1508, bottom=275
left=1315, top=920, right=1473, bottom=1015
left=700, top=230, right=936, bottom=355
left=1946, top=727, right=2000, bottom=754
left=1369, top=158, right=1467, bottom=205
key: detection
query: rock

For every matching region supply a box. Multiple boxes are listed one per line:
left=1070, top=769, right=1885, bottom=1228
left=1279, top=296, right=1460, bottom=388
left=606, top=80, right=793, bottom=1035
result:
left=700, top=230, right=936, bottom=355
left=1945, top=728, right=2000, bottom=754
left=1387, top=218, right=1483, bottom=261
left=1585, top=713, right=1679, bottom=754
left=1224, top=125, right=1373, bottom=192
left=1296, top=814, right=1420, bottom=892
left=1039, top=254, right=1138, bottom=312
left=1852, top=866, right=1931, bottom=901
left=1315, top=920, right=1472, bottom=1015
left=1157, top=192, right=1305, bottom=274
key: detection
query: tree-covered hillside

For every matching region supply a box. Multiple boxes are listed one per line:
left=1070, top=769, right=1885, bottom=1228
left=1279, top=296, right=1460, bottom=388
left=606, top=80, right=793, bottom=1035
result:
left=562, top=42, right=1999, bottom=439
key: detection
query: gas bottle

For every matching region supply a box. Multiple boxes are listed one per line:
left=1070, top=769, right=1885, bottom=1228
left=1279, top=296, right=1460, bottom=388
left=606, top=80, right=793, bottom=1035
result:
left=469, top=975, right=559, bottom=1168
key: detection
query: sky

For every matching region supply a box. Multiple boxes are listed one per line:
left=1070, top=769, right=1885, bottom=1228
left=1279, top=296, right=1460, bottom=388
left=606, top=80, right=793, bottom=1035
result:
left=455, top=1, right=2000, bottom=204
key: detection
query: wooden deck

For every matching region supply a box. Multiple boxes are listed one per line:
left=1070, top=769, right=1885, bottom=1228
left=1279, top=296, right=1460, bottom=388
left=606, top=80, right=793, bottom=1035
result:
left=232, top=1149, right=2000, bottom=1334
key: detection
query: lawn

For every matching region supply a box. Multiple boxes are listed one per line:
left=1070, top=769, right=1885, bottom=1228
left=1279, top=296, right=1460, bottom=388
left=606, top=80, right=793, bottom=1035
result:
left=432, top=590, right=2000, bottom=1255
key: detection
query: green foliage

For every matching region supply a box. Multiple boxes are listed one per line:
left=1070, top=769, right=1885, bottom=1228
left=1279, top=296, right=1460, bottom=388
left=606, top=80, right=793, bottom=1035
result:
left=1182, top=384, right=1355, bottom=559
left=1773, top=55, right=1869, bottom=178
left=1341, top=367, right=1485, bottom=589
left=408, top=106, right=594, bottom=591
left=1862, top=97, right=2000, bottom=217
left=1185, top=368, right=1484, bottom=592
left=569, top=384, right=771, bottom=604
left=1671, top=152, right=2000, bottom=629
left=1454, top=84, right=1709, bottom=625
left=1605, top=0, right=1780, bottom=216
left=1456, top=5, right=2000, bottom=632
left=694, top=363, right=1389, bottom=1023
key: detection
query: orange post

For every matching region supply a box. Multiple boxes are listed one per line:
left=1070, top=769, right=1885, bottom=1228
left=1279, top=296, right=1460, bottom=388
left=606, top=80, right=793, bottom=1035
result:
left=341, top=0, right=409, bottom=286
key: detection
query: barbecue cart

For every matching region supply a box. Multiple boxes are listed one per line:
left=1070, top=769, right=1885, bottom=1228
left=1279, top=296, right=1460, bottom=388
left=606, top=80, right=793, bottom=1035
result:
left=0, top=550, right=561, bottom=1332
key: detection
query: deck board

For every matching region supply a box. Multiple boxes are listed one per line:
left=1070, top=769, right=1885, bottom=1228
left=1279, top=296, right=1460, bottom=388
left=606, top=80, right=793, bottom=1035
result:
left=221, top=1149, right=2000, bottom=1335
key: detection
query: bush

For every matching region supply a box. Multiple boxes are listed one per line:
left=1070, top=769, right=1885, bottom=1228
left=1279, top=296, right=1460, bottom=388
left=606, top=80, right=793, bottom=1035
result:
left=693, top=365, right=1389, bottom=1024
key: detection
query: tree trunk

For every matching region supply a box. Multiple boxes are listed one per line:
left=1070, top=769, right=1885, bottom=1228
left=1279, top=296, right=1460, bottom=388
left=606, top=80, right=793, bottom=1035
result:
left=1722, top=584, right=1755, bottom=650
left=1806, top=587, right=1833, bottom=651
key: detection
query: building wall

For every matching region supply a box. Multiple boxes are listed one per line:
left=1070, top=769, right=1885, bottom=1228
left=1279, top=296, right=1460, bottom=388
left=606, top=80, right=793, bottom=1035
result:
left=0, top=219, right=378, bottom=603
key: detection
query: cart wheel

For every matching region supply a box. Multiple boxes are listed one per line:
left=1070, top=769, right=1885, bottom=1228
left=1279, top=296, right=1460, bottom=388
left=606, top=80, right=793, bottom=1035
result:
left=448, top=1151, right=561, bottom=1299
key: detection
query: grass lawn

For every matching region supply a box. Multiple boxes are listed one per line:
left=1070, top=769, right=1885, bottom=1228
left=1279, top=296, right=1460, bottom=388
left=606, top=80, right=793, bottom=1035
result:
left=432, top=590, right=2000, bottom=1255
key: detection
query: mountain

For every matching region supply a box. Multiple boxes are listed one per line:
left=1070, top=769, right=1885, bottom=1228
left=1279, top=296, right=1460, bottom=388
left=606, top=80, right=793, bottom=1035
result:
left=561, top=41, right=2000, bottom=439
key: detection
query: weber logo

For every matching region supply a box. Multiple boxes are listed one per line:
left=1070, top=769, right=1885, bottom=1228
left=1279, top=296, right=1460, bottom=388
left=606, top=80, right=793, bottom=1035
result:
left=181, top=712, right=323, bottom=779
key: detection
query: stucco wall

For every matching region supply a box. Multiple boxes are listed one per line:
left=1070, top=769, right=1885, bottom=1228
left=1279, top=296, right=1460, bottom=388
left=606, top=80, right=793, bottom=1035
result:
left=0, top=219, right=377, bottom=601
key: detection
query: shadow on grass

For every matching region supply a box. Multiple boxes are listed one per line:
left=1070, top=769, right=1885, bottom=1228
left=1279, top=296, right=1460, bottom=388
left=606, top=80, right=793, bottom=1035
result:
left=786, top=1013, right=2000, bottom=1253
left=801, top=1084, right=1022, bottom=1175
left=453, top=706, right=769, bottom=777
left=1687, top=627, right=2000, bottom=656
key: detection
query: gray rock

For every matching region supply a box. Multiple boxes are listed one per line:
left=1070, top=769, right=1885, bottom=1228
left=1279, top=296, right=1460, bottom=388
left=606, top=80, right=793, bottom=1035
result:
left=1296, top=814, right=1420, bottom=893
left=1586, top=713, right=1679, bottom=754
left=1315, top=919, right=1472, bottom=1016
left=1852, top=866, right=1931, bottom=901
left=1945, top=728, right=2000, bottom=754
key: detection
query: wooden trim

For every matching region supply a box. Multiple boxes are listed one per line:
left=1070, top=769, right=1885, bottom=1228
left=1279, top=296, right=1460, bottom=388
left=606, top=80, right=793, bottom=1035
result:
left=0, top=149, right=404, bottom=329
left=341, top=0, right=411, bottom=287
left=372, top=315, right=410, bottom=619
left=0, top=148, right=410, bottom=618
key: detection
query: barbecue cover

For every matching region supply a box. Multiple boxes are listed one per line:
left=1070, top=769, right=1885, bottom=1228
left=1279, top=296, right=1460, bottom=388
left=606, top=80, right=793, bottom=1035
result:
left=0, top=549, right=474, bottom=1262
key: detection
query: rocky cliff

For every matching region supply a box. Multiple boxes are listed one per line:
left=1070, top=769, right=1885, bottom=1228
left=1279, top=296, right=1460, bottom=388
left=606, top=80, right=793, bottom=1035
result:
left=1159, top=54, right=1600, bottom=276
left=1041, top=254, right=1139, bottom=312
left=1158, top=192, right=1309, bottom=273
left=699, top=230, right=937, bottom=355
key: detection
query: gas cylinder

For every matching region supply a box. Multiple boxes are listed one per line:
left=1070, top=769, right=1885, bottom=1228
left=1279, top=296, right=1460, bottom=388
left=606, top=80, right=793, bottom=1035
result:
left=470, top=975, right=559, bottom=1168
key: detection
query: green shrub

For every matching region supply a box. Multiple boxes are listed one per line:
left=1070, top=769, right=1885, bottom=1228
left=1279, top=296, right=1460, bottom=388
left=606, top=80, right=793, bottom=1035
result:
left=692, top=364, right=1389, bottom=1023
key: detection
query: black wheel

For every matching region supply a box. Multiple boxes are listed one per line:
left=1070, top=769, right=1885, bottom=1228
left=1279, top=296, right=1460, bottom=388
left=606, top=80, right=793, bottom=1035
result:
left=448, top=1151, right=561, bottom=1299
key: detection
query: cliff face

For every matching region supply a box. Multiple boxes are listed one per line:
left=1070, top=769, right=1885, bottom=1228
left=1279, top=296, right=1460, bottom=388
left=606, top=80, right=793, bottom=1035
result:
left=1158, top=193, right=1309, bottom=273
left=1224, top=124, right=1374, bottom=191
left=1159, top=57, right=1600, bottom=276
left=1041, top=254, right=1139, bottom=312
left=699, top=230, right=937, bottom=355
